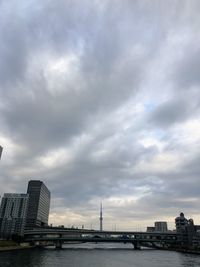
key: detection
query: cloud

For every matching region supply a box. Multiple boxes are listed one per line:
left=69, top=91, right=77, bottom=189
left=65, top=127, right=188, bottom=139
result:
left=174, top=47, right=200, bottom=89
left=149, top=96, right=200, bottom=127
left=0, top=0, right=200, bottom=230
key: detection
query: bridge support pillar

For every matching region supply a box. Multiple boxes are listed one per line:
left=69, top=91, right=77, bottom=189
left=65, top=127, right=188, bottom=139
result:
left=132, top=241, right=140, bottom=250
left=55, top=240, right=63, bottom=249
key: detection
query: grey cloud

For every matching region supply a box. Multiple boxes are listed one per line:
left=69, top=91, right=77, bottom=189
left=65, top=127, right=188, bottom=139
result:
left=0, top=1, right=148, bottom=161
left=47, top=140, right=158, bottom=206
left=149, top=97, right=199, bottom=127
left=0, top=14, right=28, bottom=87
left=181, top=153, right=200, bottom=178
left=174, top=47, right=200, bottom=90
left=0, top=0, right=200, bottom=228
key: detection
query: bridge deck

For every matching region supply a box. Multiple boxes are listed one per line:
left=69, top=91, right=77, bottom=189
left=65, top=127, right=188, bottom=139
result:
left=24, top=228, right=186, bottom=247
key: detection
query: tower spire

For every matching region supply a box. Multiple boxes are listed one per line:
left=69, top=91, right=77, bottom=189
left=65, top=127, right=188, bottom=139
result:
left=100, top=203, right=103, bottom=231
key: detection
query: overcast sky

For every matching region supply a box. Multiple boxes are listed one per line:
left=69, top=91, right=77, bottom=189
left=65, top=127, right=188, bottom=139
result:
left=0, top=0, right=200, bottom=230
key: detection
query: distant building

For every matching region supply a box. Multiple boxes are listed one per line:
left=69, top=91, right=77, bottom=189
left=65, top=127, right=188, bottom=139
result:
left=26, top=180, right=50, bottom=228
left=175, top=212, right=188, bottom=233
left=0, top=193, right=29, bottom=238
left=146, top=226, right=155, bottom=232
left=0, top=146, right=3, bottom=159
left=155, top=221, right=168, bottom=232
left=99, top=203, right=103, bottom=231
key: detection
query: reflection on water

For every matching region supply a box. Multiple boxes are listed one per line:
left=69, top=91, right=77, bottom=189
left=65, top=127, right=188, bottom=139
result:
left=0, top=243, right=200, bottom=267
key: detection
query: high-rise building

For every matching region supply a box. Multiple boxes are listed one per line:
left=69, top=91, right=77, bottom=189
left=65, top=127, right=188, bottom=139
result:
left=0, top=193, right=29, bottom=238
left=26, top=180, right=50, bottom=228
left=175, top=212, right=188, bottom=233
left=154, top=221, right=168, bottom=232
left=0, top=146, right=3, bottom=159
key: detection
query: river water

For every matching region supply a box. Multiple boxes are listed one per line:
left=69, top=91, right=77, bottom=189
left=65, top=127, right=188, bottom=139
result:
left=0, top=243, right=200, bottom=267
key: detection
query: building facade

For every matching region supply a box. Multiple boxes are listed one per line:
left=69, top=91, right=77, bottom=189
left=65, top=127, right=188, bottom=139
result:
left=154, top=221, right=168, bottom=232
left=146, top=226, right=155, bottom=232
left=0, top=193, right=29, bottom=238
left=0, top=145, right=3, bottom=159
left=175, top=212, right=188, bottom=233
left=26, top=180, right=50, bottom=228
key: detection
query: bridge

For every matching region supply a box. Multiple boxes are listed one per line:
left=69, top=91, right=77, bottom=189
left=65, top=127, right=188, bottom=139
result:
left=24, top=227, right=187, bottom=249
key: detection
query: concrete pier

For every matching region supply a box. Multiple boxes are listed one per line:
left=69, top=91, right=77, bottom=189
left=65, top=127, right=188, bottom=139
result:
left=55, top=240, right=63, bottom=249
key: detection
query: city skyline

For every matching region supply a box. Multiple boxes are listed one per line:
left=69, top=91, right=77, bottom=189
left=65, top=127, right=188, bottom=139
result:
left=0, top=180, right=192, bottom=231
left=0, top=1, right=200, bottom=230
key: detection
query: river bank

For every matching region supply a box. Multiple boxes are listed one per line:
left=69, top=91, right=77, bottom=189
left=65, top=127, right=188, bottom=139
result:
left=0, top=240, right=33, bottom=252
left=156, top=245, right=200, bottom=255
left=174, top=248, right=200, bottom=255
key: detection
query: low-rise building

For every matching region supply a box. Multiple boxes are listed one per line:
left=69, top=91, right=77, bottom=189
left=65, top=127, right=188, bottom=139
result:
left=155, top=221, right=168, bottom=232
left=146, top=226, right=155, bottom=232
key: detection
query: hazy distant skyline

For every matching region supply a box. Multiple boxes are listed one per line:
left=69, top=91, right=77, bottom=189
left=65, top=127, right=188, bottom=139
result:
left=0, top=0, right=200, bottom=230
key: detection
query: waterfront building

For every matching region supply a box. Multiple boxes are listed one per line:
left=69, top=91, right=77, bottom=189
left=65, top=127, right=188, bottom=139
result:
left=26, top=180, right=50, bottom=228
left=0, top=146, right=2, bottom=159
left=154, top=221, right=168, bottom=232
left=0, top=193, right=29, bottom=238
left=175, top=212, right=188, bottom=233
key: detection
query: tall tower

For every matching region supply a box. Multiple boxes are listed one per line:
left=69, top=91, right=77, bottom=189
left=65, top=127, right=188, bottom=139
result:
left=99, top=203, right=103, bottom=231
